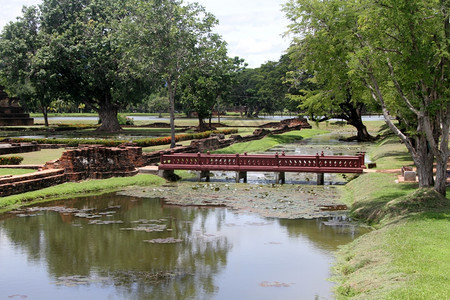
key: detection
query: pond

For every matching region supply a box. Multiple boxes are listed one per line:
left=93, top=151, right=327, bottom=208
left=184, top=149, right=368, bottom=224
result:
left=0, top=193, right=367, bottom=300
left=0, top=133, right=372, bottom=299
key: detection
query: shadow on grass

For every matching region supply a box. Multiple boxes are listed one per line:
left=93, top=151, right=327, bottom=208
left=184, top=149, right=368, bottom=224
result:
left=352, top=187, right=449, bottom=224
left=373, top=151, right=412, bottom=162
left=269, top=134, right=305, bottom=144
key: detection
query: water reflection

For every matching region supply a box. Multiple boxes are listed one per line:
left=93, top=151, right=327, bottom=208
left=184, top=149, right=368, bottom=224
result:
left=0, top=193, right=366, bottom=299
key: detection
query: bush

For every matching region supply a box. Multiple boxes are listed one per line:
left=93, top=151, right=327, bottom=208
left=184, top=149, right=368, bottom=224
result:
left=55, top=124, right=98, bottom=131
left=118, top=114, right=134, bottom=125
left=8, top=129, right=238, bottom=148
left=0, top=156, right=24, bottom=165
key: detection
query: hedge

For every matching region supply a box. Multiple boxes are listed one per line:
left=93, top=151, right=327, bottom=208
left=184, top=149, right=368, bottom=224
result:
left=7, top=129, right=238, bottom=148
left=0, top=156, right=24, bottom=165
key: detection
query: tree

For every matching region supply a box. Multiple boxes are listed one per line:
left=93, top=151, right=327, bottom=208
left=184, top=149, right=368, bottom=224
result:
left=123, top=0, right=222, bottom=147
left=180, top=54, right=244, bottom=130
left=284, top=0, right=449, bottom=195
left=227, top=68, right=260, bottom=117
left=256, top=55, right=292, bottom=116
left=0, top=6, right=55, bottom=126
left=353, top=0, right=449, bottom=195
left=144, top=91, right=170, bottom=116
left=37, top=0, right=156, bottom=131
left=284, top=0, right=376, bottom=141
left=226, top=56, right=295, bottom=118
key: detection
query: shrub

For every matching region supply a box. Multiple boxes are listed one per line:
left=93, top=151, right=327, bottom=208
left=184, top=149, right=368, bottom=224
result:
left=8, top=129, right=238, bottom=148
left=118, top=114, right=134, bottom=125
left=0, top=156, right=24, bottom=165
left=55, top=124, right=98, bottom=131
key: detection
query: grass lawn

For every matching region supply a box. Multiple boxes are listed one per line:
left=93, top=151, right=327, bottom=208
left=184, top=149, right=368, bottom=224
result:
left=0, top=168, right=36, bottom=176
left=334, top=135, right=450, bottom=299
left=213, top=128, right=329, bottom=154
left=0, top=149, right=65, bottom=165
left=369, top=136, right=414, bottom=170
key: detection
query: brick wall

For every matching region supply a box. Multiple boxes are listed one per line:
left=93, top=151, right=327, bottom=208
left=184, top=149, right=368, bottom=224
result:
left=45, top=146, right=145, bottom=181
left=0, top=169, right=66, bottom=197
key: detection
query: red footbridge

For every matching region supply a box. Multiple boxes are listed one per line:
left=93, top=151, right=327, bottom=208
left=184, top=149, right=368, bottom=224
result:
left=158, top=152, right=366, bottom=184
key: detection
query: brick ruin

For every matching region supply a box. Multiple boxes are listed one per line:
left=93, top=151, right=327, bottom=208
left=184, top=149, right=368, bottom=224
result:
left=0, top=86, right=34, bottom=126
left=0, top=169, right=66, bottom=197
left=44, top=146, right=146, bottom=181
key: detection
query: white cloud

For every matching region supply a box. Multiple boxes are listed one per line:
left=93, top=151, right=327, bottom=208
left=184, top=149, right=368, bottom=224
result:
left=193, top=0, right=291, bottom=67
left=0, top=0, right=41, bottom=30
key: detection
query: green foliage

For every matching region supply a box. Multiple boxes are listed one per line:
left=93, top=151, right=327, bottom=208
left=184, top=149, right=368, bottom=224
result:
left=226, top=55, right=292, bottom=117
left=180, top=54, right=245, bottom=127
left=283, top=0, right=377, bottom=140
left=0, top=156, right=24, bottom=165
left=283, top=0, right=449, bottom=193
left=121, top=0, right=226, bottom=146
left=117, top=114, right=134, bottom=126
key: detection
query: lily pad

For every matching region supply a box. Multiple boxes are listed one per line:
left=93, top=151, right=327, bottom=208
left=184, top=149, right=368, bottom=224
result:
left=144, top=237, right=183, bottom=244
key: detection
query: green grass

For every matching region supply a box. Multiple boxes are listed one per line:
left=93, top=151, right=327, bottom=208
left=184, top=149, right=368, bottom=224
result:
left=341, top=173, right=418, bottom=225
left=0, top=149, right=65, bottom=165
left=369, top=136, right=414, bottom=169
left=333, top=123, right=450, bottom=299
left=0, top=168, right=36, bottom=176
left=213, top=128, right=329, bottom=154
left=0, top=174, right=166, bottom=212
left=382, top=213, right=450, bottom=299
left=335, top=171, right=449, bottom=298
left=335, top=184, right=450, bottom=299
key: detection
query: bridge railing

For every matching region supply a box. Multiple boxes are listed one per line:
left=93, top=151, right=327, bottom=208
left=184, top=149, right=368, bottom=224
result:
left=159, top=151, right=365, bottom=173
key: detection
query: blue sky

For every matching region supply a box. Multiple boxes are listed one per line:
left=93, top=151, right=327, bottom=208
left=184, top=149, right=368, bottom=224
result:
left=0, top=0, right=291, bottom=68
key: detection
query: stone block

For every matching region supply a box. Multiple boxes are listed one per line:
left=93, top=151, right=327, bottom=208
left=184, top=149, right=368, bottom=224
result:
left=403, top=171, right=417, bottom=182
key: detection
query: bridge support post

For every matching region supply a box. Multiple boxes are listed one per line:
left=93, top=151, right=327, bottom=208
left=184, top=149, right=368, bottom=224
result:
left=276, top=172, right=285, bottom=184
left=236, top=171, right=247, bottom=183
left=198, top=170, right=210, bottom=182
left=317, top=173, right=324, bottom=185
left=158, top=170, right=180, bottom=182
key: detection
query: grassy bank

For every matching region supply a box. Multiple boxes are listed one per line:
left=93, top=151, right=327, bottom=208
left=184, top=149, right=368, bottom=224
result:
left=213, top=128, right=328, bottom=154
left=335, top=138, right=450, bottom=299
left=0, top=174, right=166, bottom=213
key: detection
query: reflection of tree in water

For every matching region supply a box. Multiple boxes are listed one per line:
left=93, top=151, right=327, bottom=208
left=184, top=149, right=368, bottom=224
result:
left=0, top=194, right=231, bottom=299
left=278, top=217, right=369, bottom=252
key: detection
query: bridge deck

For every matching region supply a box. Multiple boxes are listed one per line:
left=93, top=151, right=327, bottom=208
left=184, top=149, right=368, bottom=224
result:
left=159, top=152, right=365, bottom=174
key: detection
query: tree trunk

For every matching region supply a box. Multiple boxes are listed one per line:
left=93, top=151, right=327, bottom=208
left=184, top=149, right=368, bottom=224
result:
left=168, top=80, right=176, bottom=148
left=41, top=105, right=49, bottom=127
left=198, top=115, right=206, bottom=131
left=96, top=96, right=121, bottom=132
left=339, top=98, right=374, bottom=141
left=413, top=133, right=435, bottom=188
left=348, top=118, right=374, bottom=141
left=253, top=106, right=260, bottom=118
left=434, top=154, right=448, bottom=196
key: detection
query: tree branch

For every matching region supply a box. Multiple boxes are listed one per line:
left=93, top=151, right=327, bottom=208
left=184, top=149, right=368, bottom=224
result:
left=386, top=58, right=420, bottom=115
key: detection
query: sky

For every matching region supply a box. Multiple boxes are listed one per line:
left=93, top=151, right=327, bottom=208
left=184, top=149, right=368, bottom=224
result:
left=0, top=0, right=291, bottom=68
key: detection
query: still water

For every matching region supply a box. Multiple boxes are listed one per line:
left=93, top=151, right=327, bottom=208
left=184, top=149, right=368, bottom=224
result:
left=0, top=193, right=366, bottom=300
